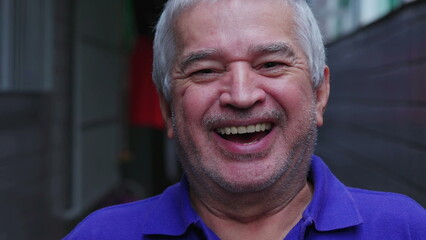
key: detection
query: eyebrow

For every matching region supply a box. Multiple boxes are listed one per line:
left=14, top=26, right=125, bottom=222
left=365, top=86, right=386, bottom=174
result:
left=249, top=42, right=297, bottom=60
left=179, top=49, right=219, bottom=73
left=178, top=42, right=297, bottom=73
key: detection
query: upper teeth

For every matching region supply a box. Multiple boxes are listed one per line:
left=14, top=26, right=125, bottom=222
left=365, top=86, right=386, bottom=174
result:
left=216, top=123, right=272, bottom=135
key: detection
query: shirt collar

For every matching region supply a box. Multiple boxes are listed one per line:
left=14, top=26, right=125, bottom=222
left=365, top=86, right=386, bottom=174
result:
left=142, top=155, right=363, bottom=236
left=304, top=155, right=363, bottom=231
left=141, top=177, right=201, bottom=236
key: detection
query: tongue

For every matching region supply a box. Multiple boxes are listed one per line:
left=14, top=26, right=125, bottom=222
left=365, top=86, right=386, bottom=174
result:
left=221, top=131, right=269, bottom=144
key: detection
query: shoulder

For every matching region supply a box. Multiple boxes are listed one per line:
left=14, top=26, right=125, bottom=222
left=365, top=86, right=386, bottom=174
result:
left=348, top=187, right=426, bottom=237
left=83, top=195, right=162, bottom=225
left=63, top=196, right=161, bottom=240
left=348, top=187, right=424, bottom=214
left=63, top=182, right=184, bottom=240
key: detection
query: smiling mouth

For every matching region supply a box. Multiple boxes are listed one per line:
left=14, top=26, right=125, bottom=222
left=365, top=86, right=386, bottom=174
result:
left=216, top=123, right=272, bottom=144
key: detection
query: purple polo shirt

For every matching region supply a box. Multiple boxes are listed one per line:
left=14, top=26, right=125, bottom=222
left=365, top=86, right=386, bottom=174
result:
left=63, top=155, right=426, bottom=239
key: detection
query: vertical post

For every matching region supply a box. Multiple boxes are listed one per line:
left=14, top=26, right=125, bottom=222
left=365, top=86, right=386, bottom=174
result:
left=0, top=0, right=12, bottom=90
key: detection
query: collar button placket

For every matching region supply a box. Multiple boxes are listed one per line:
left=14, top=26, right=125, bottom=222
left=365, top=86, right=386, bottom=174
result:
left=299, top=217, right=314, bottom=240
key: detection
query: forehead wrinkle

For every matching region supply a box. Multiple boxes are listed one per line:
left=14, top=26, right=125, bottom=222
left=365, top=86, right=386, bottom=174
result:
left=178, top=49, right=221, bottom=73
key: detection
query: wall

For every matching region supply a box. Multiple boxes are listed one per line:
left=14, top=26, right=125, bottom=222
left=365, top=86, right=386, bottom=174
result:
left=316, top=1, right=426, bottom=207
left=0, top=94, right=62, bottom=240
left=67, top=0, right=126, bottom=219
left=0, top=0, right=72, bottom=239
left=0, top=0, right=128, bottom=239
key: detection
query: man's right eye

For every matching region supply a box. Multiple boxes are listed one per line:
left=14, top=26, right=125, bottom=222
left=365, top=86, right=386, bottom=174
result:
left=192, top=69, right=214, bottom=75
left=186, top=68, right=222, bottom=82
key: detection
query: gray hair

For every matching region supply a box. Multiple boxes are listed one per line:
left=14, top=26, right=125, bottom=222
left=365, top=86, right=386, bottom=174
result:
left=153, top=0, right=326, bottom=101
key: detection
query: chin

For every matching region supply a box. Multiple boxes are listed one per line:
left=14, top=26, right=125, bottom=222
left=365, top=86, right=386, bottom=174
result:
left=212, top=171, right=282, bottom=193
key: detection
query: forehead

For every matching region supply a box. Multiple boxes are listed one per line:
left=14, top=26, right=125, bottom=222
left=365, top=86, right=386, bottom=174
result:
left=174, top=0, right=300, bottom=58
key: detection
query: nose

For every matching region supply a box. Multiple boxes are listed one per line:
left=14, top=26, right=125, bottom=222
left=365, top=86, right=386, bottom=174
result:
left=219, top=63, right=266, bottom=109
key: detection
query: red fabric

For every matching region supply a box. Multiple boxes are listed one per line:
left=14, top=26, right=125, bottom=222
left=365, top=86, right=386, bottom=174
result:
left=129, top=36, right=164, bottom=129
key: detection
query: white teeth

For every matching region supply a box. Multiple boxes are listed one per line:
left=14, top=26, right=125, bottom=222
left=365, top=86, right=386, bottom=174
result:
left=216, top=123, right=272, bottom=135
left=231, top=126, right=238, bottom=134
left=265, top=123, right=272, bottom=130
left=247, top=125, right=256, bottom=133
left=238, top=126, right=247, bottom=134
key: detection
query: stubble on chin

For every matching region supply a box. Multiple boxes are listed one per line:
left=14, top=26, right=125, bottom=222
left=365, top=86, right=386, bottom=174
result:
left=172, top=104, right=318, bottom=196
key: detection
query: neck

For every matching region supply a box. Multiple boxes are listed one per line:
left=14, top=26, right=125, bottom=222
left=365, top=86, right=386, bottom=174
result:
left=190, top=178, right=313, bottom=240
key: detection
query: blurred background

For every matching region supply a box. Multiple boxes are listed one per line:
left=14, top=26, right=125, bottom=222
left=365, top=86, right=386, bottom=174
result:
left=0, top=0, right=424, bottom=239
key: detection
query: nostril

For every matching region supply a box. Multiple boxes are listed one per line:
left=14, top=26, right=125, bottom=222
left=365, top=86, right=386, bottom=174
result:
left=219, top=88, right=266, bottom=109
left=219, top=92, right=232, bottom=107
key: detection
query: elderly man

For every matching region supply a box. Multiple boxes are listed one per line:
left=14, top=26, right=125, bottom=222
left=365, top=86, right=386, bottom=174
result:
left=64, top=0, right=425, bottom=239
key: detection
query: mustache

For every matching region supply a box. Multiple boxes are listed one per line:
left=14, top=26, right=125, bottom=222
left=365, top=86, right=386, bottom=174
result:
left=202, top=110, right=285, bottom=129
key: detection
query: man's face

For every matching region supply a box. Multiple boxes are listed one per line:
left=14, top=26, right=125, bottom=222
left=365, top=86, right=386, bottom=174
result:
left=162, top=0, right=329, bottom=193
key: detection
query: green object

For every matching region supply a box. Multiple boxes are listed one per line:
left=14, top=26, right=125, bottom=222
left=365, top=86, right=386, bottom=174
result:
left=390, top=0, right=403, bottom=9
left=124, top=0, right=137, bottom=50
left=340, top=0, right=350, bottom=8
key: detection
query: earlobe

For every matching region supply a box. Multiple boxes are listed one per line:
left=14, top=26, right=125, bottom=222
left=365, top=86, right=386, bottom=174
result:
left=159, top=95, right=174, bottom=138
left=315, top=66, right=330, bottom=127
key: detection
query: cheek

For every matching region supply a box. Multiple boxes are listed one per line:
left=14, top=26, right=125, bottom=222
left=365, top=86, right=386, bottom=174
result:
left=178, top=85, right=219, bottom=123
left=266, top=81, right=314, bottom=114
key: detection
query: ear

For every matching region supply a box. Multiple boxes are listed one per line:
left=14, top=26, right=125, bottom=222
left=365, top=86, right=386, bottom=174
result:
left=315, top=66, right=330, bottom=127
left=160, top=95, right=174, bottom=138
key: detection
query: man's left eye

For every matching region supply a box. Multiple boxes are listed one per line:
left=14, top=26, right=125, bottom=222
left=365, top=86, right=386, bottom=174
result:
left=263, top=62, right=282, bottom=68
left=196, top=69, right=214, bottom=74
